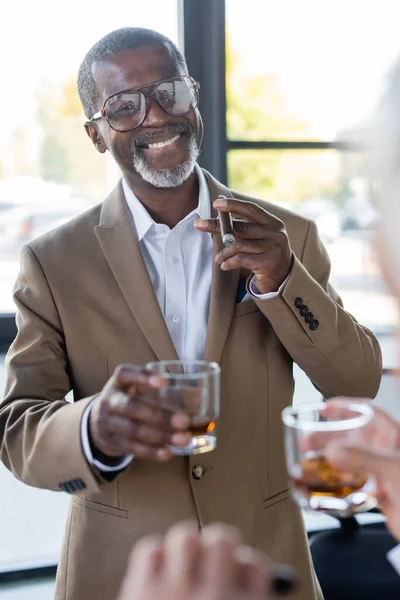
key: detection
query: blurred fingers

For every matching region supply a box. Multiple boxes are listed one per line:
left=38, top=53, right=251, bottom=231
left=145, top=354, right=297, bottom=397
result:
left=108, top=393, right=190, bottom=433
left=326, top=443, right=400, bottom=479
left=119, top=534, right=164, bottom=597
left=321, top=398, right=372, bottom=419
left=234, top=545, right=270, bottom=597
left=200, top=523, right=242, bottom=593
left=113, top=364, right=164, bottom=392
left=163, top=521, right=201, bottom=587
left=104, top=415, right=190, bottom=448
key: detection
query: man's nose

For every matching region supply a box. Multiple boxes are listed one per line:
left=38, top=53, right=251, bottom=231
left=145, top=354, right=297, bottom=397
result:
left=141, top=94, right=168, bottom=126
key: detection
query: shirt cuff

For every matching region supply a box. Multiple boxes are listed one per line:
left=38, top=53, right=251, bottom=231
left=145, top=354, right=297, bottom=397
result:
left=249, top=267, right=292, bottom=299
left=81, top=397, right=134, bottom=473
left=387, top=544, right=400, bottom=576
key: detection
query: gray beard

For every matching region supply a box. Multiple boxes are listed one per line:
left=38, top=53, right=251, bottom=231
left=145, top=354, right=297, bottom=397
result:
left=131, top=134, right=200, bottom=189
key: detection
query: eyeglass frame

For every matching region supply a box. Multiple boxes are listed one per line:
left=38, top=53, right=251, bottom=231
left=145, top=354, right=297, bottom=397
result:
left=88, top=75, right=200, bottom=132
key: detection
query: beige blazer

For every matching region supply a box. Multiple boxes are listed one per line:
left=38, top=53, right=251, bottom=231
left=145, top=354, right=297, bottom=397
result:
left=0, top=170, right=382, bottom=600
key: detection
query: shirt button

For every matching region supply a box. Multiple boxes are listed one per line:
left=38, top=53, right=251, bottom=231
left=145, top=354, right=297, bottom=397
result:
left=171, top=315, right=180, bottom=323
left=169, top=256, right=179, bottom=264
left=192, top=465, right=205, bottom=480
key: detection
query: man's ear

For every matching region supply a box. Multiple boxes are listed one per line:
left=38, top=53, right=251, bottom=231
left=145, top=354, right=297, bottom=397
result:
left=84, top=122, right=107, bottom=154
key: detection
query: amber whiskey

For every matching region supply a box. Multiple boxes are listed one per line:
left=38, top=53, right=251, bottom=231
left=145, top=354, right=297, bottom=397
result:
left=292, top=454, right=367, bottom=499
left=189, top=416, right=216, bottom=436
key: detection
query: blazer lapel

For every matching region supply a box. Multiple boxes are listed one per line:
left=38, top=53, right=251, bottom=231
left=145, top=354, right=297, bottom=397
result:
left=202, top=171, right=240, bottom=364
left=94, top=182, right=178, bottom=362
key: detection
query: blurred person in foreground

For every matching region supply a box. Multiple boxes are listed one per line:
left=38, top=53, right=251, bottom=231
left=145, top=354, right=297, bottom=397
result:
left=324, top=56, right=400, bottom=571
left=117, top=521, right=288, bottom=600
left=0, top=27, right=381, bottom=600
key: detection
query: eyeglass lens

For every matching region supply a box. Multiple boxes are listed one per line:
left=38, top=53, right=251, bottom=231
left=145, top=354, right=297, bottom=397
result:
left=104, top=78, right=197, bottom=132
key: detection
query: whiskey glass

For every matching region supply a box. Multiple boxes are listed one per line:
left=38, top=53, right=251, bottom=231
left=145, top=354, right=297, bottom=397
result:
left=145, top=360, right=220, bottom=455
left=282, top=401, right=377, bottom=517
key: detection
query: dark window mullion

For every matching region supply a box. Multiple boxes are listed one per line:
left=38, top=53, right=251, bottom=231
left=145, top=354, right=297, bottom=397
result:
left=228, top=140, right=365, bottom=151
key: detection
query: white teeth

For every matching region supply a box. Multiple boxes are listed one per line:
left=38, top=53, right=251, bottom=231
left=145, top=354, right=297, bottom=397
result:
left=147, top=134, right=180, bottom=149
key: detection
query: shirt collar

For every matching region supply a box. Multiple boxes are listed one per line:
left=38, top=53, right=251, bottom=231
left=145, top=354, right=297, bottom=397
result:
left=122, top=164, right=211, bottom=242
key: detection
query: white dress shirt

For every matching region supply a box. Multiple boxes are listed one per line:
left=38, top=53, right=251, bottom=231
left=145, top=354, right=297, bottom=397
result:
left=122, top=165, right=213, bottom=361
left=81, top=164, right=289, bottom=471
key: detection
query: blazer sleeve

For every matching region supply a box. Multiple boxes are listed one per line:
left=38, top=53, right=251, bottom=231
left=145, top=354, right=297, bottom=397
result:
left=0, top=245, right=101, bottom=493
left=248, top=220, right=382, bottom=399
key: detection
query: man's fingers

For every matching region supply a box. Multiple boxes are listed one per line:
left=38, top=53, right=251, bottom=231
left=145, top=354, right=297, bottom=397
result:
left=104, top=416, right=190, bottom=448
left=218, top=252, right=267, bottom=272
left=194, top=218, right=283, bottom=240
left=215, top=240, right=267, bottom=264
left=213, top=197, right=277, bottom=225
left=108, top=393, right=190, bottom=432
left=113, top=364, right=165, bottom=393
left=195, top=217, right=275, bottom=238
left=126, top=442, right=174, bottom=461
left=194, top=217, right=220, bottom=234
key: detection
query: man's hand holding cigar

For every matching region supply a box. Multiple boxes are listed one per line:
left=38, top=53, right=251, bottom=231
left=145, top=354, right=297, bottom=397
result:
left=194, top=195, right=293, bottom=294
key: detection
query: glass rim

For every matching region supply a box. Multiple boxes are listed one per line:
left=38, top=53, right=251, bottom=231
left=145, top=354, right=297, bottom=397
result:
left=145, top=359, right=220, bottom=379
left=281, top=401, right=374, bottom=431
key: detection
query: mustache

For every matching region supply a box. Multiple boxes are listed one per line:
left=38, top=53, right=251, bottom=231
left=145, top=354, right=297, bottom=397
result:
left=130, top=123, right=196, bottom=151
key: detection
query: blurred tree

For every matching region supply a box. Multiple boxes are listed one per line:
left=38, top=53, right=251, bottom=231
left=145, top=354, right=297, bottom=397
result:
left=36, top=80, right=69, bottom=184
left=35, top=76, right=108, bottom=201
left=59, top=77, right=83, bottom=118
left=40, top=132, right=69, bottom=183
left=57, top=75, right=109, bottom=201
left=7, top=124, right=41, bottom=178
left=226, top=34, right=340, bottom=204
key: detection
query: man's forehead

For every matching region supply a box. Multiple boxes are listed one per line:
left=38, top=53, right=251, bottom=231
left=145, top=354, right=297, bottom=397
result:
left=92, top=45, right=178, bottom=101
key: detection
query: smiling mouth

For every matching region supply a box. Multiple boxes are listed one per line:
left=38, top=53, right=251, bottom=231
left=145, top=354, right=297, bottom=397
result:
left=142, top=134, right=181, bottom=149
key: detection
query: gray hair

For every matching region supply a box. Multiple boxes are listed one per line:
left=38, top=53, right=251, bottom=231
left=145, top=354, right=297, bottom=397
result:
left=77, top=27, right=188, bottom=119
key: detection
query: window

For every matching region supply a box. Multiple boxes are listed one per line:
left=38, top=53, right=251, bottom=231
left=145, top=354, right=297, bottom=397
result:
left=226, top=0, right=400, bottom=334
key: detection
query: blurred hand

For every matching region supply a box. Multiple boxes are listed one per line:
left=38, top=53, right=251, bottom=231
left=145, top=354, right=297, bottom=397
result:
left=194, top=198, right=292, bottom=294
left=324, top=399, right=400, bottom=541
left=117, top=521, right=275, bottom=600
left=301, top=398, right=400, bottom=455
left=89, top=364, right=190, bottom=461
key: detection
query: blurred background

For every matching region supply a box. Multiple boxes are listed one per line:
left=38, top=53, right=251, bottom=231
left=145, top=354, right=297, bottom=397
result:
left=0, top=0, right=399, bottom=597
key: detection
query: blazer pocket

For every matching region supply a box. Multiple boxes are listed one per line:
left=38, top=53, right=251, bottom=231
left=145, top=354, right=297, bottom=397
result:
left=262, top=488, right=292, bottom=510
left=233, top=300, right=259, bottom=318
left=72, top=495, right=128, bottom=519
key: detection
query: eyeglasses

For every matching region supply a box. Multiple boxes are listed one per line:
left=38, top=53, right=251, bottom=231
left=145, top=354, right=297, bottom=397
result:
left=89, top=75, right=200, bottom=132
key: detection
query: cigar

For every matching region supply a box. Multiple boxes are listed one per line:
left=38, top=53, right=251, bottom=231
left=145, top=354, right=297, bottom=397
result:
left=216, top=195, right=236, bottom=247
left=270, top=564, right=297, bottom=595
